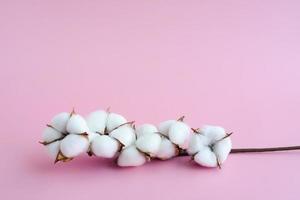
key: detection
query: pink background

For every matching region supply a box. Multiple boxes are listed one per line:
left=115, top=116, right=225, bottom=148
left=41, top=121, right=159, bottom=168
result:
left=1, top=0, right=300, bottom=199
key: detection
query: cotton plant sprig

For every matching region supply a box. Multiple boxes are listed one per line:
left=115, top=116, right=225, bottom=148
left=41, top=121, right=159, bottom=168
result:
left=40, top=108, right=300, bottom=168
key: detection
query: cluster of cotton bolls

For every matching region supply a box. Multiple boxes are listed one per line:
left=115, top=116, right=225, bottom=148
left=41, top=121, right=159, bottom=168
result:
left=40, top=109, right=232, bottom=168
left=40, top=110, right=90, bottom=163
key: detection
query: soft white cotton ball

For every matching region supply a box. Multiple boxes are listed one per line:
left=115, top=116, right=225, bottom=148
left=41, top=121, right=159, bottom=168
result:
left=213, top=137, right=232, bottom=163
left=200, top=125, right=226, bottom=141
left=188, top=125, right=232, bottom=168
left=50, top=112, right=70, bottom=133
left=117, top=145, right=146, bottom=167
left=42, top=126, right=63, bottom=143
left=106, top=113, right=127, bottom=132
left=45, top=141, right=60, bottom=159
left=60, top=134, right=89, bottom=158
left=158, top=120, right=176, bottom=136
left=109, top=125, right=136, bottom=147
left=91, top=135, right=120, bottom=158
left=85, top=110, right=108, bottom=133
left=194, top=147, right=218, bottom=167
left=187, top=134, right=209, bottom=155
left=66, top=114, right=89, bottom=134
left=156, top=137, right=178, bottom=160
left=168, top=121, right=190, bottom=148
left=87, top=131, right=98, bottom=142
left=158, top=120, right=191, bottom=148
left=136, top=124, right=158, bottom=138
left=136, top=133, right=162, bottom=155
left=200, top=125, right=232, bottom=164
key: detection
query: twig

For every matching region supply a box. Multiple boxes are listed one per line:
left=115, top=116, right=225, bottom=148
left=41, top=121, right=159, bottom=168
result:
left=230, top=146, right=300, bottom=153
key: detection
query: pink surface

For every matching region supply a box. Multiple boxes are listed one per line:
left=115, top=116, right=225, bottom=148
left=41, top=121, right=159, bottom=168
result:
left=1, top=0, right=300, bottom=199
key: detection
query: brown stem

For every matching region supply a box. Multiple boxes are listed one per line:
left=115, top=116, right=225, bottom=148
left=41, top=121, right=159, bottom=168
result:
left=230, top=146, right=300, bottom=153
left=178, top=145, right=300, bottom=156
left=70, top=107, right=76, bottom=116
left=177, top=116, right=185, bottom=121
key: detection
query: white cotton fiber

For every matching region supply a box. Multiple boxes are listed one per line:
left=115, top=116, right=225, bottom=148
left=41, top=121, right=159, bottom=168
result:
left=109, top=125, right=136, bottom=147
left=188, top=125, right=232, bottom=168
left=46, top=141, right=60, bottom=159
left=60, top=134, right=89, bottom=158
left=194, top=147, right=218, bottom=167
left=168, top=121, right=190, bottom=148
left=42, top=127, right=63, bottom=143
left=187, top=134, right=209, bottom=155
left=87, top=131, right=98, bottom=142
left=66, top=114, right=89, bottom=134
left=106, top=113, right=127, bottom=132
left=50, top=112, right=70, bottom=133
left=158, top=120, right=176, bottom=136
left=91, top=135, right=119, bottom=158
left=135, top=133, right=161, bottom=155
left=200, top=125, right=226, bottom=141
left=136, top=124, right=158, bottom=138
left=117, top=145, right=146, bottom=167
left=213, top=137, right=232, bottom=163
left=85, top=110, right=108, bottom=133
left=156, top=137, right=178, bottom=160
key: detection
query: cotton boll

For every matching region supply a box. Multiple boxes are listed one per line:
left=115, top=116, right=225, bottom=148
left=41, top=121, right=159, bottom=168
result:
left=109, top=125, right=136, bottom=147
left=91, top=135, right=119, bottom=158
left=168, top=121, right=190, bottom=148
left=190, top=125, right=232, bottom=167
left=187, top=134, right=210, bottom=155
left=158, top=120, right=176, bottom=136
left=85, top=110, right=108, bottom=133
left=50, top=112, right=70, bottom=133
left=213, top=137, right=232, bottom=163
left=136, top=133, right=162, bottom=155
left=156, top=137, right=178, bottom=160
left=42, top=127, right=63, bottom=143
left=46, top=141, right=60, bottom=159
left=117, top=145, right=146, bottom=167
left=136, top=124, right=158, bottom=138
left=200, top=125, right=226, bottom=141
left=66, top=114, right=89, bottom=134
left=60, top=134, right=89, bottom=158
left=106, top=113, right=127, bottom=132
left=194, top=147, right=218, bottom=167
